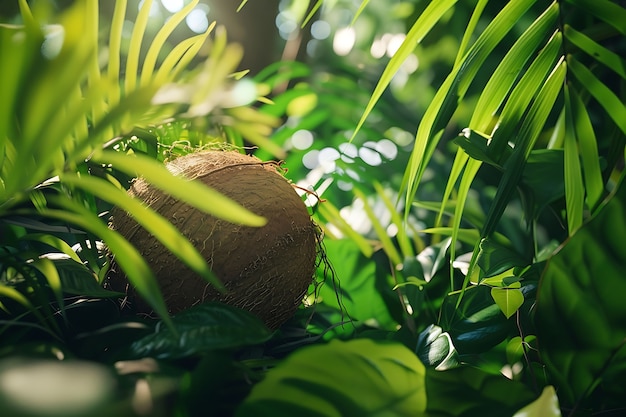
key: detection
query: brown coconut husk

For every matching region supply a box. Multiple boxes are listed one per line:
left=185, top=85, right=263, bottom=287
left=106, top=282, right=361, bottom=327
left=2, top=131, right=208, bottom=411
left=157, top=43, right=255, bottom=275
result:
left=108, top=150, right=319, bottom=329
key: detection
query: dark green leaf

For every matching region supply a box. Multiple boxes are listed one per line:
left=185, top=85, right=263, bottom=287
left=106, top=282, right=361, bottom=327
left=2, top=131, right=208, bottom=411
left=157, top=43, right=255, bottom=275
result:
left=477, top=237, right=528, bottom=277
left=440, top=285, right=512, bottom=354
left=425, top=365, right=536, bottom=417
left=535, top=177, right=626, bottom=407
left=566, top=0, right=626, bottom=35
left=130, top=303, right=272, bottom=359
left=236, top=339, right=427, bottom=417
left=51, top=258, right=123, bottom=298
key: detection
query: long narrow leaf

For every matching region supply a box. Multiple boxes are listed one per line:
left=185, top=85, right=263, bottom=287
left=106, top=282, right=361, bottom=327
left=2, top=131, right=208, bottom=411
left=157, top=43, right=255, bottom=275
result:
left=140, top=0, right=200, bottom=86
left=568, top=87, right=604, bottom=210
left=125, top=0, right=152, bottom=93
left=454, top=0, right=488, bottom=67
left=568, top=56, right=626, bottom=136
left=566, top=0, right=626, bottom=35
left=353, top=187, right=402, bottom=267
left=564, top=25, right=626, bottom=81
left=563, top=85, right=585, bottom=233
left=351, top=0, right=458, bottom=142
left=403, top=0, right=538, bottom=212
left=106, top=0, right=126, bottom=107
left=482, top=60, right=567, bottom=238
left=470, top=3, right=559, bottom=131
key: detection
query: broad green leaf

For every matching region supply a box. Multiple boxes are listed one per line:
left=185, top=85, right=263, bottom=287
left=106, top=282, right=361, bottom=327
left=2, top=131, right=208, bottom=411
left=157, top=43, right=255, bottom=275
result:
left=236, top=339, right=427, bottom=417
left=563, top=86, right=585, bottom=233
left=520, top=149, right=565, bottom=217
left=315, top=239, right=399, bottom=330
left=566, top=0, right=626, bottom=35
left=512, top=386, right=561, bottom=417
left=352, top=0, right=458, bottom=141
left=535, top=177, right=626, bottom=407
left=60, top=173, right=223, bottom=290
left=477, top=238, right=528, bottom=278
left=425, top=366, right=536, bottom=417
left=490, top=287, right=523, bottom=319
left=564, top=25, right=626, bottom=81
left=568, top=55, right=626, bottom=137
left=440, top=285, right=512, bottom=354
left=30, top=257, right=64, bottom=318
left=91, top=151, right=266, bottom=227
left=129, top=303, right=272, bottom=359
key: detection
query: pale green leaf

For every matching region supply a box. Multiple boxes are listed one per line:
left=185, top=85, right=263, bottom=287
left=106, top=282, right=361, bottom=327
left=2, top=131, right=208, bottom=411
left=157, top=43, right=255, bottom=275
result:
left=353, top=187, right=401, bottom=267
left=140, top=0, right=200, bottom=86
left=125, top=0, right=152, bottom=93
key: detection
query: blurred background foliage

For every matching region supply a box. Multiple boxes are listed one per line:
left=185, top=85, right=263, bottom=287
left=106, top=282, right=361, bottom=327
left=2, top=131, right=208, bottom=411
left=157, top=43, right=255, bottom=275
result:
left=1, top=0, right=625, bottom=416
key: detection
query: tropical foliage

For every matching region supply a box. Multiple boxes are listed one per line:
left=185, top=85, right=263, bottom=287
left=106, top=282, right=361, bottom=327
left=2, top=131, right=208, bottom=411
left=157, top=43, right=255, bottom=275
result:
left=1, top=0, right=625, bottom=416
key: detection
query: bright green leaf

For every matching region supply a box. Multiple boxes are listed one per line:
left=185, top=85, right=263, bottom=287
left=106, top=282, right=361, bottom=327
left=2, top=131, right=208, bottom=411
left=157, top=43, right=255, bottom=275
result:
left=490, top=287, right=524, bottom=319
left=236, top=339, right=427, bottom=417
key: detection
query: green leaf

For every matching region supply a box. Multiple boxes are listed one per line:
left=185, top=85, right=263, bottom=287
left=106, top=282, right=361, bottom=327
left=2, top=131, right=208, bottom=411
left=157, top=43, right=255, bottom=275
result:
left=316, top=239, right=398, bottom=330
left=469, top=3, right=559, bottom=132
left=403, top=0, right=538, bottom=211
left=129, top=303, right=272, bottom=359
left=236, top=339, right=427, bottom=417
left=425, top=366, right=536, bottom=417
left=51, top=258, right=123, bottom=298
left=564, top=25, right=626, bottom=81
left=490, top=287, right=524, bottom=319
left=568, top=55, right=626, bottom=137
left=535, top=177, right=626, bottom=407
left=477, top=238, right=528, bottom=278
left=512, top=386, right=561, bottom=417
left=92, top=151, right=266, bottom=227
left=440, top=285, right=512, bottom=354
left=563, top=85, right=586, bottom=233
left=482, top=59, right=566, bottom=238
left=566, top=0, right=626, bottom=36
left=352, top=0, right=458, bottom=141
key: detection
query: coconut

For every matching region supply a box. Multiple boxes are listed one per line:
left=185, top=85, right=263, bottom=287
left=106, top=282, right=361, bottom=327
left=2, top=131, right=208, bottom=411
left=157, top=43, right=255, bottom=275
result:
left=108, top=150, right=319, bottom=329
